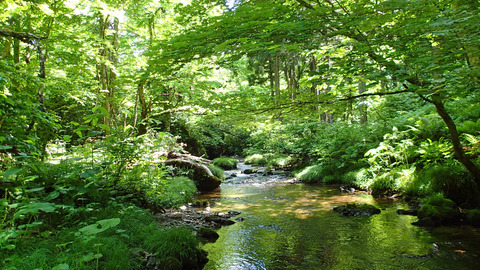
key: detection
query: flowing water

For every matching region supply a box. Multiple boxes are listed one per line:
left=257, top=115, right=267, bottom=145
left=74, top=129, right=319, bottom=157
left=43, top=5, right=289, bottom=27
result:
left=198, top=163, right=480, bottom=270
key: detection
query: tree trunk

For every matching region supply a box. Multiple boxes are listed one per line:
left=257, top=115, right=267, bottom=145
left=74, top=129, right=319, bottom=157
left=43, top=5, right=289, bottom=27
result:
left=137, top=80, right=149, bottom=135
left=358, top=79, right=367, bottom=124
left=268, top=54, right=274, bottom=96
left=431, top=99, right=480, bottom=181
left=274, top=51, right=281, bottom=100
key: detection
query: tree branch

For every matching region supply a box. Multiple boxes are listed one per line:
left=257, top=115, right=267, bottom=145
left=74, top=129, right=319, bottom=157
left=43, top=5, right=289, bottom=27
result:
left=338, top=89, right=412, bottom=101
left=0, top=29, right=47, bottom=46
left=296, top=0, right=316, bottom=10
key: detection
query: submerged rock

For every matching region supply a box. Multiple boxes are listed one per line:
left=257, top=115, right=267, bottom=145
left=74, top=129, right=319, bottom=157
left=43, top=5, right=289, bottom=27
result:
left=197, top=227, right=220, bottom=241
left=205, top=215, right=235, bottom=225
left=333, top=203, right=381, bottom=216
left=397, top=209, right=418, bottom=216
left=243, top=168, right=259, bottom=174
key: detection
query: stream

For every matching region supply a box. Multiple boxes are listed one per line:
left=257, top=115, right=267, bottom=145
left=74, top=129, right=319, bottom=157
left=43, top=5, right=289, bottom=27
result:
left=197, top=163, right=480, bottom=269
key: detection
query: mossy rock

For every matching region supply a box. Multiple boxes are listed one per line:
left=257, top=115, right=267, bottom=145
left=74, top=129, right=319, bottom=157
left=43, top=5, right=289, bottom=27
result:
left=414, top=194, right=461, bottom=226
left=333, top=203, right=381, bottom=216
left=197, top=227, right=219, bottom=241
left=213, top=157, right=238, bottom=170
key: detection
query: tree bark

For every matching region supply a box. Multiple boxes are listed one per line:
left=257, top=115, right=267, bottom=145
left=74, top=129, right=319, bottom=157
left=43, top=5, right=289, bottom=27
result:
left=137, top=80, right=149, bottom=135
left=431, top=99, right=480, bottom=181
left=358, top=79, right=367, bottom=124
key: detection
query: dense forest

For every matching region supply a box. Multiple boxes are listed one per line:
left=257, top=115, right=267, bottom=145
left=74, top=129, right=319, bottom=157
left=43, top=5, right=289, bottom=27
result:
left=1, top=0, right=480, bottom=269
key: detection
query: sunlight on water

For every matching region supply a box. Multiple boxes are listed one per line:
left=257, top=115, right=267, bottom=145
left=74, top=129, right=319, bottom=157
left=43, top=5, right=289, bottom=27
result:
left=199, top=165, right=480, bottom=270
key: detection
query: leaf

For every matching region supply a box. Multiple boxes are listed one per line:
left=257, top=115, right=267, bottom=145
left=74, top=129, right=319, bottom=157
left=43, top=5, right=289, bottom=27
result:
left=45, top=191, right=60, bottom=201
left=52, top=264, right=70, bottom=270
left=14, top=202, right=57, bottom=218
left=26, top=187, right=45, bottom=193
left=82, top=252, right=103, bottom=262
left=98, top=123, right=110, bottom=131
left=97, top=218, right=121, bottom=228
left=92, top=106, right=110, bottom=117
left=2, top=168, right=23, bottom=179
left=78, top=218, right=121, bottom=236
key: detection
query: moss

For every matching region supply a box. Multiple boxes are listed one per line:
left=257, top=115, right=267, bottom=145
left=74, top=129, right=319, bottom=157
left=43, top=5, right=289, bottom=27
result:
left=208, top=165, right=225, bottom=180
left=197, top=227, right=219, bottom=240
left=213, top=157, right=238, bottom=170
left=244, top=154, right=267, bottom=165
left=417, top=194, right=460, bottom=223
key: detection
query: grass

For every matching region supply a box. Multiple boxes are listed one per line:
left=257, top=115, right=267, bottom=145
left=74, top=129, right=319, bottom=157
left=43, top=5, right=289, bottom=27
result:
left=208, top=165, right=225, bottom=180
left=213, top=157, right=238, bottom=170
left=295, top=165, right=324, bottom=183
left=244, top=154, right=267, bottom=165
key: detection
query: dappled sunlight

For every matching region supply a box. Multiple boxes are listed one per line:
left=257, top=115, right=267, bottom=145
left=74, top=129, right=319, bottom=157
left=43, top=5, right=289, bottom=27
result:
left=202, top=168, right=480, bottom=270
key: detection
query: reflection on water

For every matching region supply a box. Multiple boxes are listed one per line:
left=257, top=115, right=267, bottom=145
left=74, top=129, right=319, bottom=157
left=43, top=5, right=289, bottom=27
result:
left=199, top=165, right=480, bottom=270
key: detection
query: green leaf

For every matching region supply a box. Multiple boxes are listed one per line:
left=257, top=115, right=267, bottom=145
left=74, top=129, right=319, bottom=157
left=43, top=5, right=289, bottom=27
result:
left=26, top=187, right=45, bottom=193
left=52, top=264, right=70, bottom=270
left=98, top=123, right=110, bottom=131
left=2, top=168, right=23, bottom=179
left=92, top=106, right=110, bottom=117
left=14, top=202, right=57, bottom=218
left=82, top=252, right=103, bottom=262
left=78, top=218, right=121, bottom=236
left=45, top=191, right=60, bottom=201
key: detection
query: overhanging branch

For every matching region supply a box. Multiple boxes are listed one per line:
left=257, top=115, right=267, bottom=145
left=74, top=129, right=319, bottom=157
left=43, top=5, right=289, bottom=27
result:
left=233, top=89, right=414, bottom=114
left=0, top=29, right=47, bottom=79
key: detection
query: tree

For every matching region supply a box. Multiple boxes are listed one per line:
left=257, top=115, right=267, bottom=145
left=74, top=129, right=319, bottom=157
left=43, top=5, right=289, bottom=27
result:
left=147, top=0, right=480, bottom=181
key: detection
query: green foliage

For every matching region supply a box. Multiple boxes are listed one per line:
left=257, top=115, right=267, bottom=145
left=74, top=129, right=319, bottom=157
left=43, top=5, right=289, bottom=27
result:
left=417, top=194, right=459, bottom=222
left=208, top=165, right=226, bottom=181
left=418, top=163, right=479, bottom=206
left=295, top=165, right=324, bottom=183
left=0, top=205, right=205, bottom=270
left=155, top=177, right=197, bottom=208
left=213, top=157, right=238, bottom=170
left=244, top=154, right=268, bottom=165
left=265, top=154, right=296, bottom=169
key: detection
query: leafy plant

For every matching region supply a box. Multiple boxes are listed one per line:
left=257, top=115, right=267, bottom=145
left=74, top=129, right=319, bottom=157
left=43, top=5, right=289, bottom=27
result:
left=213, top=157, right=238, bottom=170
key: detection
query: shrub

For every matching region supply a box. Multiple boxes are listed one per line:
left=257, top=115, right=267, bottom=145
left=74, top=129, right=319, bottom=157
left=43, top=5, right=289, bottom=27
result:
left=155, top=177, right=197, bottom=208
left=295, top=165, right=324, bottom=183
left=244, top=154, right=267, bottom=165
left=213, top=157, right=238, bottom=170
left=266, top=154, right=295, bottom=169
left=420, top=163, right=479, bottom=206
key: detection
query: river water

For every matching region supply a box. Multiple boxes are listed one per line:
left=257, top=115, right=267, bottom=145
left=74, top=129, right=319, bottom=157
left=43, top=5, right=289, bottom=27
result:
left=198, top=163, right=480, bottom=270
